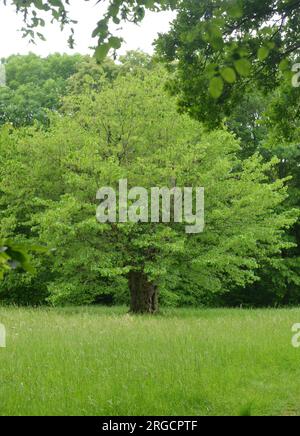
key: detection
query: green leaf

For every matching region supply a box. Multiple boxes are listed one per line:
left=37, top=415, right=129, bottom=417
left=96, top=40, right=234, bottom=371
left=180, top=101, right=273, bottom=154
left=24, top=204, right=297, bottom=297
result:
left=209, top=76, right=224, bottom=99
left=234, top=59, right=251, bottom=77
left=92, top=20, right=108, bottom=38
left=227, top=1, right=243, bottom=18
left=221, top=67, right=237, bottom=84
left=95, top=43, right=110, bottom=62
left=109, top=36, right=122, bottom=50
left=279, top=59, right=290, bottom=72
left=258, top=47, right=270, bottom=61
left=267, top=41, right=276, bottom=50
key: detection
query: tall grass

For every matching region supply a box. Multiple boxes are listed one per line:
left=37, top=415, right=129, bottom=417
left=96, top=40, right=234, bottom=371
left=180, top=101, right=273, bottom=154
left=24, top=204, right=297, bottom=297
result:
left=0, top=306, right=300, bottom=416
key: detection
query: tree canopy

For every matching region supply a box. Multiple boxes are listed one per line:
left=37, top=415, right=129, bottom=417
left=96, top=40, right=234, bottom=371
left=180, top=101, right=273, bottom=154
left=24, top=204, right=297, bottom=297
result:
left=0, top=63, right=298, bottom=311
left=1, top=1, right=300, bottom=312
left=0, top=53, right=83, bottom=127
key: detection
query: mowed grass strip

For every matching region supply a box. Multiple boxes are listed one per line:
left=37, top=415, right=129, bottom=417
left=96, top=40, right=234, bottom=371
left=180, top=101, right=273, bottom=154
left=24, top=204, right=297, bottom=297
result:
left=0, top=306, right=300, bottom=416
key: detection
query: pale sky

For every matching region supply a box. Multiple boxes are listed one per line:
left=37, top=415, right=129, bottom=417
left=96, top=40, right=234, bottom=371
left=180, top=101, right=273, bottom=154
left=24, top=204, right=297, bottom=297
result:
left=0, top=1, right=175, bottom=58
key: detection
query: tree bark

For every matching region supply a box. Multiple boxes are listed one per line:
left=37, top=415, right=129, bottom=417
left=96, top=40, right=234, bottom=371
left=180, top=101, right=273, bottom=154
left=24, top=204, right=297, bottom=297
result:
left=129, top=271, right=158, bottom=314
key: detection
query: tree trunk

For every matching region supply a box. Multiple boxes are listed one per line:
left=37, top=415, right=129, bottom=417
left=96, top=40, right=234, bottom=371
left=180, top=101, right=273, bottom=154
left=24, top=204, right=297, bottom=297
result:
left=129, top=271, right=158, bottom=314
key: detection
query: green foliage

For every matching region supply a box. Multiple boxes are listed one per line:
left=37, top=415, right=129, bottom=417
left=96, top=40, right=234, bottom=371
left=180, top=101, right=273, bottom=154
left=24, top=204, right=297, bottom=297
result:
left=256, top=78, right=300, bottom=307
left=0, top=53, right=83, bottom=127
left=155, top=0, right=300, bottom=126
left=219, top=73, right=300, bottom=309
left=0, top=67, right=297, bottom=306
left=226, top=90, right=268, bottom=157
left=66, top=56, right=118, bottom=95
left=0, top=240, right=34, bottom=280
left=0, top=260, right=50, bottom=305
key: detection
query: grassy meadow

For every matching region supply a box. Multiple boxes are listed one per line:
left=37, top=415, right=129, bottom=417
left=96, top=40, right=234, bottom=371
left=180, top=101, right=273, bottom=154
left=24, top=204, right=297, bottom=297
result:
left=0, top=306, right=300, bottom=416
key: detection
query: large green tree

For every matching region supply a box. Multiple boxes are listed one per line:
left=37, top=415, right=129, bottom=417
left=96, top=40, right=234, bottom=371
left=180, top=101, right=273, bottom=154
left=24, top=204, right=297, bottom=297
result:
left=0, top=68, right=297, bottom=312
